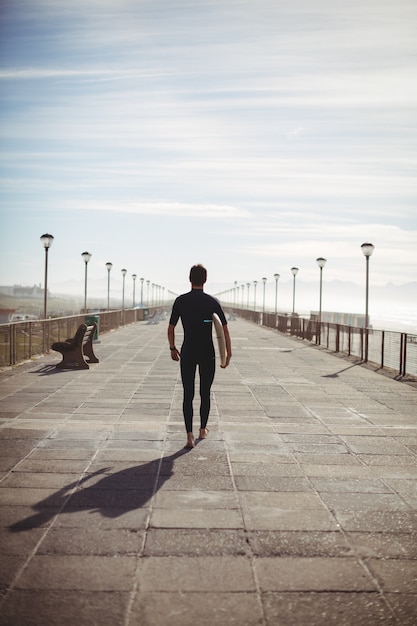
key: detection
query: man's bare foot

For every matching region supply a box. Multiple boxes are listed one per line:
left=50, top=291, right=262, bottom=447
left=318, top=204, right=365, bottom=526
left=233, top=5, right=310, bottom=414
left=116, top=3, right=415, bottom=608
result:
left=185, top=433, right=195, bottom=449
left=199, top=428, right=209, bottom=439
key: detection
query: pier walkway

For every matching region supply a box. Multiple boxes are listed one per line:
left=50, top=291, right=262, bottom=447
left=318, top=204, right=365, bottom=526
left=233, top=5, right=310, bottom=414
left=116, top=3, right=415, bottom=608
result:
left=0, top=317, right=416, bottom=625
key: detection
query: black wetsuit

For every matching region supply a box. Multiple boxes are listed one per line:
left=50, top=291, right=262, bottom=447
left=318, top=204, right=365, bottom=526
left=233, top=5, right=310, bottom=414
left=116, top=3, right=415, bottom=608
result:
left=169, top=289, right=227, bottom=433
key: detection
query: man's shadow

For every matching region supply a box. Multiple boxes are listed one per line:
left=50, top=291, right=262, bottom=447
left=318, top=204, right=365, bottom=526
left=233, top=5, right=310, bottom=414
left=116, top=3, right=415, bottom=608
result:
left=9, top=447, right=189, bottom=533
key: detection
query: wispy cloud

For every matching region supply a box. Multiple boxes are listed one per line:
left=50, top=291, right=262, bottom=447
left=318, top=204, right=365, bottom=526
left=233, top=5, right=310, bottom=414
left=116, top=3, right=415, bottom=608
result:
left=71, top=200, right=251, bottom=219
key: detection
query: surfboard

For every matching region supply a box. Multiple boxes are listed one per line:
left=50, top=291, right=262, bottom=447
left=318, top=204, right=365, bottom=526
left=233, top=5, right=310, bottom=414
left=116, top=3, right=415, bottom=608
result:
left=212, top=313, right=227, bottom=367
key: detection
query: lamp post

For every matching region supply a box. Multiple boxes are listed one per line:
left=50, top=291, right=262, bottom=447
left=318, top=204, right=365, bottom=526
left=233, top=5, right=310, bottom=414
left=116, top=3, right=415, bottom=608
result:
left=274, top=273, right=280, bottom=314
left=146, top=280, right=150, bottom=305
left=291, top=267, right=299, bottom=315
left=40, top=233, right=54, bottom=320
left=140, top=277, right=144, bottom=307
left=132, top=274, right=137, bottom=308
left=253, top=280, right=258, bottom=310
left=241, top=285, right=245, bottom=308
left=81, top=252, right=92, bottom=312
left=262, top=277, right=267, bottom=313
left=105, top=262, right=113, bottom=309
left=247, top=282, right=250, bottom=308
left=121, top=269, right=127, bottom=310
left=316, top=257, right=326, bottom=345
left=361, top=242, right=375, bottom=362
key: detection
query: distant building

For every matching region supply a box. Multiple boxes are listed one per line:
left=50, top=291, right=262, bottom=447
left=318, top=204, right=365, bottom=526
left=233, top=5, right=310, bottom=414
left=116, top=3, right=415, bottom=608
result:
left=310, top=311, right=368, bottom=327
left=0, top=284, right=44, bottom=298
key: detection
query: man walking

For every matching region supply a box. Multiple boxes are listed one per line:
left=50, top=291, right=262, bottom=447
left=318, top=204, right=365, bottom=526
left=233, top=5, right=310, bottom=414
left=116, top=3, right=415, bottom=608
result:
left=168, top=264, right=232, bottom=449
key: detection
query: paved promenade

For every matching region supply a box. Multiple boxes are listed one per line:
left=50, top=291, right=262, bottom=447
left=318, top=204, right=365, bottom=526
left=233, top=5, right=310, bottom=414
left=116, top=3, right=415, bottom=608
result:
left=0, top=316, right=416, bottom=626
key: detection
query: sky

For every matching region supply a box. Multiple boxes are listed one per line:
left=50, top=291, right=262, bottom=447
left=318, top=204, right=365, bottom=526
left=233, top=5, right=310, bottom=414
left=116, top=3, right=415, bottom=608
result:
left=0, top=0, right=416, bottom=322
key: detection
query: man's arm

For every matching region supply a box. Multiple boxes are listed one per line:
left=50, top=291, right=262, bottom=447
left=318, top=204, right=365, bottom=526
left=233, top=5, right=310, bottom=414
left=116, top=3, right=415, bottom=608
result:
left=168, top=324, right=180, bottom=361
left=222, top=324, right=232, bottom=368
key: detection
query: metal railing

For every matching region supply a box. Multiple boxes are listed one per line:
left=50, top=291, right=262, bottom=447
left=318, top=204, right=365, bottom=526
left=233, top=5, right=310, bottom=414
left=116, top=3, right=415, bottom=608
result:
left=0, top=307, right=159, bottom=368
left=234, top=309, right=417, bottom=380
left=2, top=306, right=416, bottom=380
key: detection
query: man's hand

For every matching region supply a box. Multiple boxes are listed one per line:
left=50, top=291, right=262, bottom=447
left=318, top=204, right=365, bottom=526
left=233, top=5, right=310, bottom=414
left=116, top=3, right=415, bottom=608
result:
left=170, top=348, right=180, bottom=361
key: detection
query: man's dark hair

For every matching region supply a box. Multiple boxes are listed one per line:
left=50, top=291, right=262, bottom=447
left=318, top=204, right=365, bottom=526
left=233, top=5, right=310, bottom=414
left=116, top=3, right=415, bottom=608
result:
left=189, top=264, right=207, bottom=286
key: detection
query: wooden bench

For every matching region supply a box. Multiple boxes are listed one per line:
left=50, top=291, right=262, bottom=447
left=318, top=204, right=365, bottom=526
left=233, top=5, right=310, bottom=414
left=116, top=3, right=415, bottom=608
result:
left=51, top=323, right=99, bottom=369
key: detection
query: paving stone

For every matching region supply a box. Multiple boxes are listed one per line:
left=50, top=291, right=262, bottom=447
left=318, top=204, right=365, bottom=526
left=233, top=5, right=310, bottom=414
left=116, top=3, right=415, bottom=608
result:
left=254, top=556, right=376, bottom=591
left=368, top=559, right=417, bottom=593
left=143, top=528, right=248, bottom=556
left=15, top=555, right=138, bottom=591
left=248, top=530, right=352, bottom=557
left=0, top=590, right=129, bottom=626
left=262, top=592, right=397, bottom=625
left=138, top=556, right=256, bottom=592
left=129, top=591, right=263, bottom=626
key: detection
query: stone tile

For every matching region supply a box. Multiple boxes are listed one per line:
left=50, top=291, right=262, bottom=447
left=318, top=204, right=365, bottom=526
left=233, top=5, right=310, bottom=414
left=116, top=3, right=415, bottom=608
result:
left=335, top=510, right=417, bottom=532
left=243, top=508, right=339, bottom=531
left=129, top=591, right=263, bottom=626
left=54, top=507, right=150, bottom=529
left=309, top=477, right=392, bottom=493
left=359, top=454, right=417, bottom=467
left=386, top=593, right=417, bottom=626
left=15, top=555, right=138, bottom=590
left=37, top=527, right=143, bottom=555
left=248, top=530, right=352, bottom=557
left=346, top=532, right=417, bottom=558
left=0, top=527, right=46, bottom=555
left=143, top=528, right=248, bottom=556
left=263, top=591, right=397, bottom=625
left=0, top=505, right=61, bottom=531
left=156, top=474, right=234, bottom=491
left=153, top=489, right=238, bottom=509
left=150, top=508, right=244, bottom=529
left=301, top=465, right=375, bottom=478
left=0, top=555, right=26, bottom=591
left=368, top=559, right=417, bottom=593
left=240, top=492, right=326, bottom=509
left=138, top=556, right=256, bottom=592
left=0, top=590, right=129, bottom=626
left=319, top=492, right=410, bottom=511
left=1, top=472, right=82, bottom=490
left=235, top=476, right=312, bottom=492
left=294, top=453, right=362, bottom=465
left=254, top=556, right=376, bottom=591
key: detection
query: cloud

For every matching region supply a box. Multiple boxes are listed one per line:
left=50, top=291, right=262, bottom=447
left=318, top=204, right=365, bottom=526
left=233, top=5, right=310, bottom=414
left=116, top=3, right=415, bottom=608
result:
left=70, top=200, right=251, bottom=219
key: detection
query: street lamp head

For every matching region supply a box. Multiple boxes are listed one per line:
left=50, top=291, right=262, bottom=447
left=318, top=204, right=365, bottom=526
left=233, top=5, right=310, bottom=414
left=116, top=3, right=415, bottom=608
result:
left=274, top=273, right=280, bottom=281
left=291, top=267, right=299, bottom=276
left=361, top=242, right=375, bottom=258
left=316, top=257, right=327, bottom=269
left=121, top=268, right=127, bottom=276
left=132, top=274, right=137, bottom=280
left=253, top=280, right=258, bottom=285
left=262, top=277, right=267, bottom=283
left=81, top=251, right=92, bottom=264
left=40, top=233, right=54, bottom=249
left=105, top=262, right=113, bottom=271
